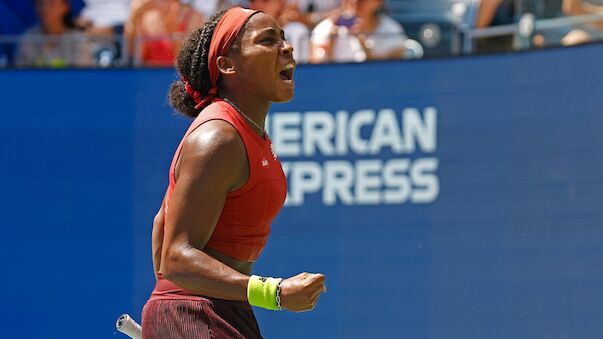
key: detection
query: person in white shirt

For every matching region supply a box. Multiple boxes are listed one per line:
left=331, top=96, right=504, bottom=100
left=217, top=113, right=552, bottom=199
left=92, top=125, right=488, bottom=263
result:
left=293, top=0, right=340, bottom=27
left=310, top=0, right=411, bottom=63
left=79, top=0, right=131, bottom=29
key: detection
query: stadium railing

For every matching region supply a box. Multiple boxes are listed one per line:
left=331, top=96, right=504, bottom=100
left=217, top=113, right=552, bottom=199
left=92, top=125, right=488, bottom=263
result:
left=0, top=32, right=423, bottom=68
left=1, top=10, right=602, bottom=68
left=461, top=12, right=603, bottom=53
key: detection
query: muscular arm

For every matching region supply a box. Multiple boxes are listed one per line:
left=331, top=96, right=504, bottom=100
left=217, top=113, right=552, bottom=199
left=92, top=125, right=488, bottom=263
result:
left=157, top=120, right=327, bottom=310
left=160, top=120, right=250, bottom=301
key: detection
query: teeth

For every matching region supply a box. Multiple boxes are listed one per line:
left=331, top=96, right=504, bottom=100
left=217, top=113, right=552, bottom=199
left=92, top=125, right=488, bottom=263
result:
left=282, top=63, right=295, bottom=71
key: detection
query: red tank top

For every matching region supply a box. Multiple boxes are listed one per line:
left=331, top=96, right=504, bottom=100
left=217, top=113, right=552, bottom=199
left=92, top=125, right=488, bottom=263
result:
left=166, top=98, right=287, bottom=261
left=151, top=99, right=287, bottom=300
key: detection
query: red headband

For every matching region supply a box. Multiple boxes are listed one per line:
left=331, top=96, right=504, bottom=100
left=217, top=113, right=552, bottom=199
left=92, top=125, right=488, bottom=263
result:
left=184, top=7, right=259, bottom=110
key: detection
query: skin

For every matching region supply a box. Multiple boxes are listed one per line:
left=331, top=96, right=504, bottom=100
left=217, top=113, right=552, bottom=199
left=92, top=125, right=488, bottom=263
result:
left=476, top=0, right=503, bottom=28
left=562, top=0, right=603, bottom=45
left=249, top=0, right=337, bottom=28
left=353, top=0, right=383, bottom=31
left=156, top=12, right=326, bottom=312
left=310, top=0, right=404, bottom=62
left=564, top=0, right=603, bottom=18
left=35, top=0, right=70, bottom=35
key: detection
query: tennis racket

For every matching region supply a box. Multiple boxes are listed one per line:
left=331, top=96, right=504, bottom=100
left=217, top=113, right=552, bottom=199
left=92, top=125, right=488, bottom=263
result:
left=116, top=314, right=142, bottom=339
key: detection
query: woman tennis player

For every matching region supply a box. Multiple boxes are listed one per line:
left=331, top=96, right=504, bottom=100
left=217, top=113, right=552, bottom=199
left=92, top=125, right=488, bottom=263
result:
left=141, top=7, right=327, bottom=339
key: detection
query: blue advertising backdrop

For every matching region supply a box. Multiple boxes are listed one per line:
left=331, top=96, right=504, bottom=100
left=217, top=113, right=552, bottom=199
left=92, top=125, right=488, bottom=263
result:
left=1, top=43, right=602, bottom=338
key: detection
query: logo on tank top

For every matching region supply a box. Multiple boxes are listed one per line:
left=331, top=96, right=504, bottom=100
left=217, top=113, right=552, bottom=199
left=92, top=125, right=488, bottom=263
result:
left=262, top=159, right=269, bottom=167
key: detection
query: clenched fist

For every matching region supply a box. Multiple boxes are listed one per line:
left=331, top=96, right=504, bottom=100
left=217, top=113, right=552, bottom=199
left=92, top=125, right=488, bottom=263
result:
left=279, top=272, right=327, bottom=312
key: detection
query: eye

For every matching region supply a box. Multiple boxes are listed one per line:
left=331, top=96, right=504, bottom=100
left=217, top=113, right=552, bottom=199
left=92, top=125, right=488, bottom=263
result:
left=260, top=36, right=277, bottom=45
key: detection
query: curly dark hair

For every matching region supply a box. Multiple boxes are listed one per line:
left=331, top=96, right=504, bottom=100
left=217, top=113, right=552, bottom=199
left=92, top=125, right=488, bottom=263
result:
left=167, top=10, right=227, bottom=118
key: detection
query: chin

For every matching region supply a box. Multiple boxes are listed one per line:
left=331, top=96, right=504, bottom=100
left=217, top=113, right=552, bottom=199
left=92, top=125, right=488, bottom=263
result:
left=272, top=90, right=295, bottom=103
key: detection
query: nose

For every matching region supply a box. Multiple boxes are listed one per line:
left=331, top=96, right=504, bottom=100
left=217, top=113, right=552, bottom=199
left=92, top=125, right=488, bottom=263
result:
left=281, top=39, right=294, bottom=56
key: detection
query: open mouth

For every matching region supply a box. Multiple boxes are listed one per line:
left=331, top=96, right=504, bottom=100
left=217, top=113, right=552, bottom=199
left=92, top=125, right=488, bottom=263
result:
left=279, top=63, right=295, bottom=82
left=279, top=69, right=293, bottom=81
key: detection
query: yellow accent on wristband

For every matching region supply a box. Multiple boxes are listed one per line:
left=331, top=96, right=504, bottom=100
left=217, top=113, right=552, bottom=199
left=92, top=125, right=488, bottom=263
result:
left=247, top=275, right=283, bottom=311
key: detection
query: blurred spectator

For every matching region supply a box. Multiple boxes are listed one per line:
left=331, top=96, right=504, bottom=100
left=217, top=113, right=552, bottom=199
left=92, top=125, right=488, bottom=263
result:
left=77, top=0, right=130, bottom=32
left=192, top=0, right=236, bottom=19
left=248, top=0, right=311, bottom=62
left=16, top=0, right=93, bottom=67
left=295, top=0, right=340, bottom=13
left=310, top=0, right=411, bottom=63
left=76, top=0, right=131, bottom=67
left=286, top=0, right=341, bottom=28
left=242, top=0, right=340, bottom=26
left=475, top=0, right=515, bottom=52
left=561, top=0, right=603, bottom=45
left=476, top=0, right=514, bottom=28
left=127, top=0, right=205, bottom=66
left=516, top=0, right=563, bottom=48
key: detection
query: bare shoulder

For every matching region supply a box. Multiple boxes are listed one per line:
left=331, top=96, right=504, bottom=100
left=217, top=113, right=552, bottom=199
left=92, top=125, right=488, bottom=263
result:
left=184, top=119, right=244, bottom=156
left=178, top=119, right=247, bottom=189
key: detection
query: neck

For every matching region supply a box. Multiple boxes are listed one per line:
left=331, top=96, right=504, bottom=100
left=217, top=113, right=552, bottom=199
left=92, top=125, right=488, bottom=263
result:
left=220, top=89, right=271, bottom=131
left=357, top=14, right=378, bottom=32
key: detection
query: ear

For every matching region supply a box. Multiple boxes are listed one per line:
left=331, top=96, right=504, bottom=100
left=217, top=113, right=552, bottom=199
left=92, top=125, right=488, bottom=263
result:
left=216, top=56, right=236, bottom=75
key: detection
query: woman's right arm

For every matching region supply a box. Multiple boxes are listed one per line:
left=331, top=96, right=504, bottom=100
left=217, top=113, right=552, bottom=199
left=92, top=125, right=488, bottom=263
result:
left=160, top=120, right=251, bottom=301
left=160, top=120, right=327, bottom=309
